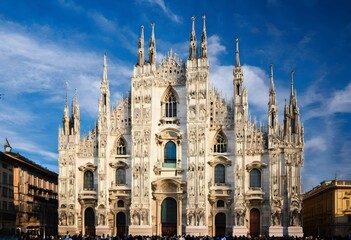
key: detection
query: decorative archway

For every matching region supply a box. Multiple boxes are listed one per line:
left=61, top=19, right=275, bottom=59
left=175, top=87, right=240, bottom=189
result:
left=215, top=212, right=226, bottom=237
left=116, top=212, right=126, bottom=237
left=161, top=197, right=177, bottom=236
left=151, top=178, right=185, bottom=236
left=84, top=207, right=95, bottom=236
left=250, top=208, right=260, bottom=237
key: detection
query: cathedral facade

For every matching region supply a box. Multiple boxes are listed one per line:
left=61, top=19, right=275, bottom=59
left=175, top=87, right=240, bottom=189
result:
left=57, top=17, right=304, bottom=237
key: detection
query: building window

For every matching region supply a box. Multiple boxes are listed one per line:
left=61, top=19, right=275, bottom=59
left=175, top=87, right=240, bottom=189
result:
left=117, top=200, right=124, bottom=208
left=117, top=138, right=126, bottom=155
left=250, top=168, right=261, bottom=188
left=83, top=171, right=94, bottom=190
left=2, top=201, right=7, bottom=210
left=2, top=187, right=7, bottom=197
left=214, top=131, right=227, bottom=153
left=2, top=172, right=7, bottom=185
left=164, top=91, right=177, bottom=117
left=214, top=164, right=225, bottom=184
left=164, top=141, right=176, bottom=167
left=116, top=168, right=126, bottom=185
left=217, top=200, right=225, bottom=208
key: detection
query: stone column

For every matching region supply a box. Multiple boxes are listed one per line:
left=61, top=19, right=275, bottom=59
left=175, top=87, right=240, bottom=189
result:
left=177, top=197, right=182, bottom=235
left=156, top=199, right=161, bottom=236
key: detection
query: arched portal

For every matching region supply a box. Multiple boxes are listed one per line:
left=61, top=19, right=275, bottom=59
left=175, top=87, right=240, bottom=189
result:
left=84, top=207, right=95, bottom=236
left=215, top=212, right=226, bottom=237
left=250, top=208, right=260, bottom=237
left=116, top=212, right=126, bottom=237
left=161, top=197, right=177, bottom=236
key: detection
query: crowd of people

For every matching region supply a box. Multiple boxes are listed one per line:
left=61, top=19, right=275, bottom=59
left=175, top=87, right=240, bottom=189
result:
left=9, top=233, right=351, bottom=240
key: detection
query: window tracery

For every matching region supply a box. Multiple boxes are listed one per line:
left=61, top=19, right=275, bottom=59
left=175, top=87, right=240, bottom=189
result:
left=213, top=131, right=227, bottom=153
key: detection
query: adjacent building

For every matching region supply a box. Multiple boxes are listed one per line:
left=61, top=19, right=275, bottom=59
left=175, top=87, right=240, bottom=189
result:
left=0, top=140, right=58, bottom=238
left=303, top=180, right=351, bottom=238
left=58, top=17, right=304, bottom=237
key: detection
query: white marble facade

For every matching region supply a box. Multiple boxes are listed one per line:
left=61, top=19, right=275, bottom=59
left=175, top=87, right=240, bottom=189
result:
left=58, top=17, right=304, bottom=238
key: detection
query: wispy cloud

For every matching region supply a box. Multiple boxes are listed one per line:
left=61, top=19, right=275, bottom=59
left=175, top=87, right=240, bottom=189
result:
left=304, top=136, right=327, bottom=152
left=139, top=0, right=182, bottom=23
left=327, top=82, right=351, bottom=114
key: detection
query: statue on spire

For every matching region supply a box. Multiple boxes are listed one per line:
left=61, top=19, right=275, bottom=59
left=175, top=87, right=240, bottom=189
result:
left=148, top=22, right=156, bottom=65
left=189, top=16, right=197, bottom=60
left=200, top=16, right=207, bottom=58
left=138, top=25, right=145, bottom=66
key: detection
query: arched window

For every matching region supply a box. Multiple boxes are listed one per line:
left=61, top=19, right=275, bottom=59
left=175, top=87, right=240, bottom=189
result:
left=217, top=200, right=225, bottom=208
left=214, top=132, right=227, bottom=153
left=214, top=164, right=225, bottom=184
left=164, top=91, right=177, bottom=118
left=117, top=200, right=124, bottom=208
left=116, top=168, right=126, bottom=185
left=117, top=138, right=126, bottom=155
left=84, top=171, right=94, bottom=190
left=271, top=111, right=275, bottom=128
left=250, top=168, right=261, bottom=188
left=164, top=141, right=176, bottom=167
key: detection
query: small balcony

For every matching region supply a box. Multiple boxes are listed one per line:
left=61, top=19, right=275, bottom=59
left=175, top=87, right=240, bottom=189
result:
left=245, top=187, right=265, bottom=203
left=209, top=183, right=232, bottom=196
left=78, top=188, right=97, bottom=202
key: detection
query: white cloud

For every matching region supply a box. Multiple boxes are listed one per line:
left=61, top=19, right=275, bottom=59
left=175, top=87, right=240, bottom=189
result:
left=304, top=136, right=327, bottom=152
left=207, top=34, right=270, bottom=120
left=328, top=82, right=351, bottom=114
left=145, top=0, right=182, bottom=23
left=0, top=19, right=132, bottom=117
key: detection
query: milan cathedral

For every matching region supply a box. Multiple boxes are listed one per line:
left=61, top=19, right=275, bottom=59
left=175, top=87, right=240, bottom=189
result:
left=58, top=17, right=304, bottom=237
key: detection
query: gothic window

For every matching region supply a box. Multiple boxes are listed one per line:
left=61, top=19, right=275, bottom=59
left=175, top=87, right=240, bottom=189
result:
left=117, top=138, right=126, bottom=155
left=271, top=111, right=275, bottom=128
left=165, top=91, right=177, bottom=117
left=164, top=141, right=176, bottom=167
left=83, top=171, right=94, bottom=190
left=214, top=164, right=225, bottom=184
left=217, top=200, right=225, bottom=208
left=214, top=131, right=227, bottom=153
left=161, top=88, right=178, bottom=119
left=250, top=168, right=261, bottom=188
left=116, top=168, right=126, bottom=185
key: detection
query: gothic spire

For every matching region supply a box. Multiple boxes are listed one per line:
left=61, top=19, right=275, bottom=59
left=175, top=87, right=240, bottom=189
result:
left=102, top=52, right=108, bottom=84
left=63, top=80, right=70, bottom=135
left=148, top=22, right=156, bottom=65
left=268, top=64, right=278, bottom=134
left=72, top=88, right=80, bottom=118
left=189, top=16, right=197, bottom=60
left=270, top=64, right=275, bottom=93
left=290, top=70, right=294, bottom=99
left=138, top=25, right=145, bottom=66
left=99, top=53, right=110, bottom=113
left=200, top=15, right=207, bottom=58
left=235, top=38, right=240, bottom=67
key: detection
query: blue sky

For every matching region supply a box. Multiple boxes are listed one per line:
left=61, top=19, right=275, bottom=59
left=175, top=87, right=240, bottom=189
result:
left=0, top=0, right=350, bottom=192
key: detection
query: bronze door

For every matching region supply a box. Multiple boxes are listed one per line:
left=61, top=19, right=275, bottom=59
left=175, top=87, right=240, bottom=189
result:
left=250, top=208, right=260, bottom=237
left=116, top=212, right=126, bottom=237
left=161, top=197, right=177, bottom=236
left=215, top=212, right=226, bottom=237
left=84, top=207, right=95, bottom=237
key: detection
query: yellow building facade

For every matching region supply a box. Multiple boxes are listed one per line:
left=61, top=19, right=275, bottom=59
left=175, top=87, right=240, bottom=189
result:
left=303, top=180, right=351, bottom=238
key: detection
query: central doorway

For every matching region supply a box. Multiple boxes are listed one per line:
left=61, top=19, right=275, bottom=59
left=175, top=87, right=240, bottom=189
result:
left=161, top=197, right=177, bottom=236
left=250, top=208, right=260, bottom=237
left=84, top=207, right=95, bottom=236
left=215, top=212, right=226, bottom=237
left=116, top=212, right=126, bottom=237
